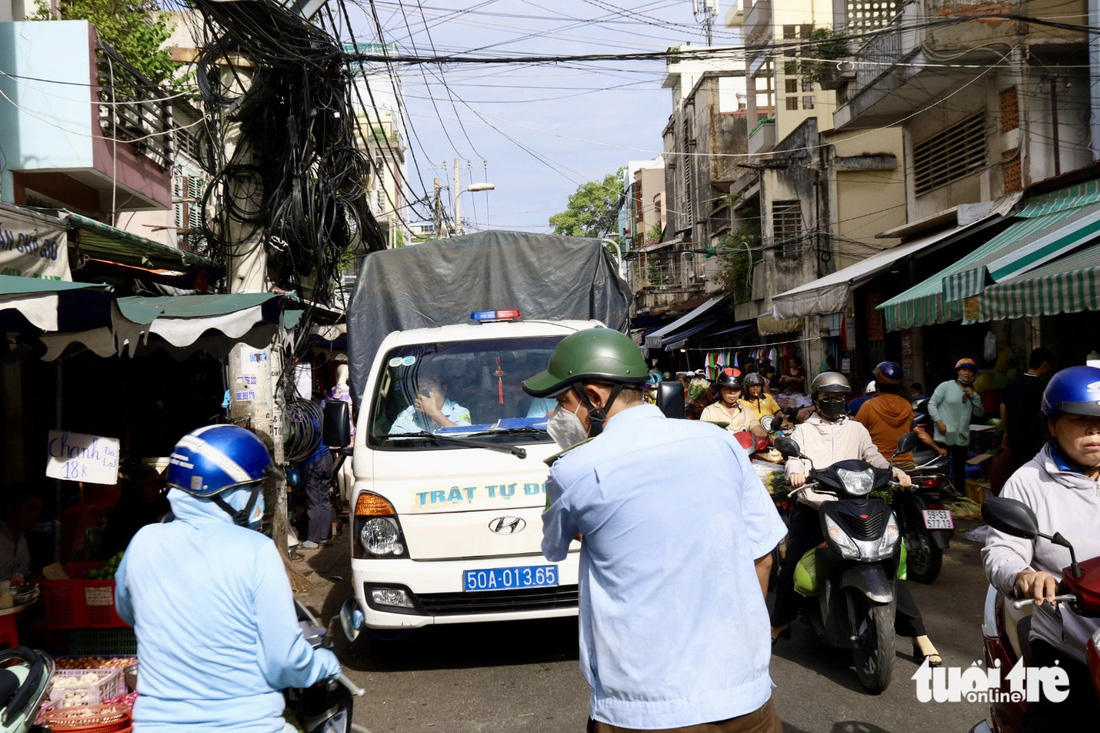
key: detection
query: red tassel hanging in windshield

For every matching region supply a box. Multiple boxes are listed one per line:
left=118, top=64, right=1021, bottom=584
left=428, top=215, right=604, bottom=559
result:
left=494, top=357, right=506, bottom=405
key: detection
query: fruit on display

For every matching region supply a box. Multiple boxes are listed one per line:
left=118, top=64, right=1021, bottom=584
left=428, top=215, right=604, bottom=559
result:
left=86, top=553, right=124, bottom=580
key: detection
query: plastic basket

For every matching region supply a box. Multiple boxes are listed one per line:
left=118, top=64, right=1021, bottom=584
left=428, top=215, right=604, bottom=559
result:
left=43, top=563, right=127, bottom=630
left=42, top=703, right=131, bottom=732
left=48, top=668, right=126, bottom=708
left=68, top=629, right=137, bottom=656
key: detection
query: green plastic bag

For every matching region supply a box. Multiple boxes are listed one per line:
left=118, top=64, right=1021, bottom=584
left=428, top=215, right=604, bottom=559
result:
left=794, top=549, right=818, bottom=596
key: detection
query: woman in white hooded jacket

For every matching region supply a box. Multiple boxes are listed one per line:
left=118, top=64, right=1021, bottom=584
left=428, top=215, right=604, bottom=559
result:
left=982, top=365, right=1100, bottom=729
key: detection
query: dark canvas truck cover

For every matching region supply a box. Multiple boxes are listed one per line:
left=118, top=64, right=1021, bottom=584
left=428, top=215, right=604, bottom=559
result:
left=346, top=230, right=632, bottom=403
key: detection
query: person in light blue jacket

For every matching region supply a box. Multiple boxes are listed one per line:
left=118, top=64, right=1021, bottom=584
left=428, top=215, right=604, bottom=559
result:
left=115, top=425, right=341, bottom=732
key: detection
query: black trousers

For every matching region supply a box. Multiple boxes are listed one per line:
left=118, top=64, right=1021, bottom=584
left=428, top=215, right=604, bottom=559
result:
left=1024, top=639, right=1099, bottom=731
left=303, top=452, right=334, bottom=543
left=771, top=503, right=927, bottom=638
left=944, top=443, right=969, bottom=494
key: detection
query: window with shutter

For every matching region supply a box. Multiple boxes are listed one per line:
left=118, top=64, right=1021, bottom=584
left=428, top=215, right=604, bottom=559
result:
left=912, top=113, right=987, bottom=196
left=772, top=200, right=803, bottom=258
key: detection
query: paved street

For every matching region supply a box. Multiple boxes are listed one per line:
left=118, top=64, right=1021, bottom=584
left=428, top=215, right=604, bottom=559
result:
left=296, top=519, right=992, bottom=733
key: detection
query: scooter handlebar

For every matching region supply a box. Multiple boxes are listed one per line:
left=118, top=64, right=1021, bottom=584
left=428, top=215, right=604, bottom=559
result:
left=338, top=673, right=365, bottom=697
left=1012, top=594, right=1077, bottom=610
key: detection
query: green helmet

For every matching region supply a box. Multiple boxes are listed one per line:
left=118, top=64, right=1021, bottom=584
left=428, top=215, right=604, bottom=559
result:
left=523, top=328, right=648, bottom=397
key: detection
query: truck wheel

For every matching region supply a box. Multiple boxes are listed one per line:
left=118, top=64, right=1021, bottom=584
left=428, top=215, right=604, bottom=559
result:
left=850, top=594, right=896, bottom=694
left=906, top=531, right=943, bottom=584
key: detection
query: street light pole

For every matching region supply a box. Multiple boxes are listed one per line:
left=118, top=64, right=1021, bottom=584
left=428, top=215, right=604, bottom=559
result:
left=453, top=182, right=496, bottom=236
left=602, top=236, right=626, bottom=280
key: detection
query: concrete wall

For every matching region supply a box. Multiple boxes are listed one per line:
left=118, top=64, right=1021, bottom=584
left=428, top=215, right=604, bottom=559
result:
left=831, top=127, right=906, bottom=269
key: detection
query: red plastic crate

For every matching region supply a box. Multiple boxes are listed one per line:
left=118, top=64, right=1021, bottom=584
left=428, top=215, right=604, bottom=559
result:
left=43, top=563, right=127, bottom=630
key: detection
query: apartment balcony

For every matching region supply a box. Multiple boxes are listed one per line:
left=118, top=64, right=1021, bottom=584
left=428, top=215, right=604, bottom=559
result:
left=833, top=0, right=1087, bottom=130
left=743, top=0, right=772, bottom=42
left=0, top=20, right=172, bottom=212
left=748, top=118, right=776, bottom=156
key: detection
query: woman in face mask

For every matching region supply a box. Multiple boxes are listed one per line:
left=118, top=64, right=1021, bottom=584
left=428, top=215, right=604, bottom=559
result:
left=770, top=374, right=941, bottom=666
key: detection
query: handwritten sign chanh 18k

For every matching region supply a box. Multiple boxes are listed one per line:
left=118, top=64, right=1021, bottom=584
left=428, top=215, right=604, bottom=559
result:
left=46, top=430, right=120, bottom=485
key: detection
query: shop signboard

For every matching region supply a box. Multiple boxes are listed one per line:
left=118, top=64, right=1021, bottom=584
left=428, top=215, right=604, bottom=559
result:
left=0, top=204, right=71, bottom=281
left=46, top=430, right=120, bottom=485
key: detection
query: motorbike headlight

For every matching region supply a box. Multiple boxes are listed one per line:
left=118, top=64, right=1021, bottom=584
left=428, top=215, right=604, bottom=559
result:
left=837, top=467, right=875, bottom=497
left=360, top=517, right=404, bottom=556
left=863, top=512, right=900, bottom=561
left=824, top=514, right=861, bottom=559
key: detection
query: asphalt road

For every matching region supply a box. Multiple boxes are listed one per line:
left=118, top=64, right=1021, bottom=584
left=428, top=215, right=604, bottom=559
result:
left=296, top=521, right=992, bottom=733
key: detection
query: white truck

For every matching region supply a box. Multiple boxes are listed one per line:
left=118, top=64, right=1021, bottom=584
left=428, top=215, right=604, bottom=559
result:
left=337, top=232, right=630, bottom=630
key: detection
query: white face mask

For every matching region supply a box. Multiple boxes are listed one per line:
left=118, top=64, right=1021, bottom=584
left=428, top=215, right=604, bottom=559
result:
left=546, top=403, right=589, bottom=449
left=248, top=494, right=265, bottom=529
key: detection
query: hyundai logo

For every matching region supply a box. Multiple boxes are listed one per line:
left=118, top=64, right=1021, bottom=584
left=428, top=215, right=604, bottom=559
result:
left=489, top=516, right=526, bottom=534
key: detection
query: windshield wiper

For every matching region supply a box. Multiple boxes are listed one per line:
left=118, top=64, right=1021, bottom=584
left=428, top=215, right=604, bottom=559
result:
left=379, top=431, right=527, bottom=459
left=469, top=426, right=548, bottom=437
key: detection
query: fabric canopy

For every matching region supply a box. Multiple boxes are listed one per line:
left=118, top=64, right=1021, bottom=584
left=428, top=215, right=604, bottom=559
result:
left=0, top=274, right=111, bottom=333
left=65, top=211, right=219, bottom=271
left=756, top=314, right=802, bottom=336
left=880, top=181, right=1100, bottom=331
left=963, top=240, right=1100, bottom=324
left=660, top=317, right=719, bottom=351
left=644, top=295, right=726, bottom=349
left=771, top=227, right=966, bottom=319
left=37, top=293, right=302, bottom=360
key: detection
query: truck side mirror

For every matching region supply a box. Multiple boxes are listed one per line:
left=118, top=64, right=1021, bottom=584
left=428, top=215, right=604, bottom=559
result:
left=323, top=400, right=351, bottom=449
left=657, top=381, right=685, bottom=419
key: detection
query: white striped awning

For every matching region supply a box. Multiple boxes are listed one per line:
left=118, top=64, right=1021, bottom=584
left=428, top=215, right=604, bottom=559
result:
left=962, top=241, right=1100, bottom=324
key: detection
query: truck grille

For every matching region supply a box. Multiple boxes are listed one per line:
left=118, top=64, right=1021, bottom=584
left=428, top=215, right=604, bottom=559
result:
left=417, top=585, right=579, bottom=616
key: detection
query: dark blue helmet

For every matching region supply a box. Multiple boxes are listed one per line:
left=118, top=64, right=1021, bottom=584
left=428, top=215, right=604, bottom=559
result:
left=873, top=361, right=904, bottom=387
left=1041, top=366, right=1100, bottom=417
left=167, top=425, right=271, bottom=497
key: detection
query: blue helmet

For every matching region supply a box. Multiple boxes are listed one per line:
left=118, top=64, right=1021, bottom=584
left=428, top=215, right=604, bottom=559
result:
left=1041, top=366, right=1100, bottom=417
left=873, top=361, right=904, bottom=387
left=168, top=425, right=271, bottom=497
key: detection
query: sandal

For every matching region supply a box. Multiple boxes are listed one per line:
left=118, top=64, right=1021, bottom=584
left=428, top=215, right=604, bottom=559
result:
left=913, top=644, right=943, bottom=667
left=771, top=625, right=791, bottom=646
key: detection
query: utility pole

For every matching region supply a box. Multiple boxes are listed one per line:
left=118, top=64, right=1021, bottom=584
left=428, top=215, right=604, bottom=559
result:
left=452, top=157, right=461, bottom=235
left=217, top=59, right=289, bottom=555
left=433, top=177, right=443, bottom=238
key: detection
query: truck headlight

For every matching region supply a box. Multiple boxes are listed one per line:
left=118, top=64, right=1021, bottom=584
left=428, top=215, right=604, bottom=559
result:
left=354, top=492, right=409, bottom=559
left=361, top=517, right=404, bottom=556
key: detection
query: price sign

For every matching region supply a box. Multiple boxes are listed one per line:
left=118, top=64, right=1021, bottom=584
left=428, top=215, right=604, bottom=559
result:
left=45, top=430, right=120, bottom=485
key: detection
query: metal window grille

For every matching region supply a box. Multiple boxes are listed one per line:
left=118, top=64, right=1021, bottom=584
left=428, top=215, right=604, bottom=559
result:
left=912, top=113, right=987, bottom=196
left=844, top=0, right=902, bottom=35
left=772, top=200, right=802, bottom=258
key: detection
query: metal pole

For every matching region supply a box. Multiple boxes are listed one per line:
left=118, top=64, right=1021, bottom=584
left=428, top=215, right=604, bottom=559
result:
left=453, top=157, right=460, bottom=235
left=1050, top=76, right=1061, bottom=176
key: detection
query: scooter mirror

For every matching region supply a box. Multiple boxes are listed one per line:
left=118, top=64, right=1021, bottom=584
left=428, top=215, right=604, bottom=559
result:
left=896, top=431, right=919, bottom=455
left=981, top=496, right=1040, bottom=540
left=760, top=415, right=780, bottom=433
left=773, top=436, right=802, bottom=459
left=338, top=597, right=364, bottom=643
left=657, top=381, right=686, bottom=419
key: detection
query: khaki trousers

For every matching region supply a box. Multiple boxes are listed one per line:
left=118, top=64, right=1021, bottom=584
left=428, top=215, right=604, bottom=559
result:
left=586, top=697, right=782, bottom=733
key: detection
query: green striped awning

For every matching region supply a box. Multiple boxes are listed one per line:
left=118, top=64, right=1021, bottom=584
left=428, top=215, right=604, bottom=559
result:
left=963, top=241, right=1100, bottom=324
left=64, top=211, right=220, bottom=271
left=880, top=179, right=1100, bottom=331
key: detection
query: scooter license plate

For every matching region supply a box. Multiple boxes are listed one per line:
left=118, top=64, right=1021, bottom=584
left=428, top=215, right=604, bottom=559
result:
left=463, top=565, right=558, bottom=592
left=922, top=509, right=955, bottom=530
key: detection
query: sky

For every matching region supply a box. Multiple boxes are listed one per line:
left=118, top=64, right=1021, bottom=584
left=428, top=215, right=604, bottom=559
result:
left=338, top=0, right=743, bottom=234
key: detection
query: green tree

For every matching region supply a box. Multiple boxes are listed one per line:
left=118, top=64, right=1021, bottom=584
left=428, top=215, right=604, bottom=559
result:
left=549, top=170, right=625, bottom=237
left=31, top=0, right=179, bottom=90
left=714, top=228, right=762, bottom=302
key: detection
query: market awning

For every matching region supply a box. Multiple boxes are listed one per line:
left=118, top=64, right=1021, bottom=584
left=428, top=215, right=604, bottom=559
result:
left=770, top=219, right=1000, bottom=320
left=0, top=274, right=112, bottom=333
left=644, top=295, right=726, bottom=349
left=39, top=292, right=302, bottom=360
left=756, top=314, right=802, bottom=336
left=660, top=317, right=719, bottom=351
left=942, top=184, right=1100, bottom=302
left=963, top=240, right=1100, bottom=324
left=65, top=211, right=220, bottom=272
left=880, top=181, right=1100, bottom=331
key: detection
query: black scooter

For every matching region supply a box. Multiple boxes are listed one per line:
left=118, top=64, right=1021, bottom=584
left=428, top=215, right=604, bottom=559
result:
left=891, top=453, right=956, bottom=584
left=773, top=431, right=916, bottom=694
left=287, top=600, right=365, bottom=733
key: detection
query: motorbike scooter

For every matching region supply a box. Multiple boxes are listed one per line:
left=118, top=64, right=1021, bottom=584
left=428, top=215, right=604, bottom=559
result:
left=0, top=647, right=53, bottom=733
left=287, top=600, right=366, bottom=733
left=970, top=496, right=1100, bottom=732
left=891, top=451, right=956, bottom=584
left=772, top=431, right=916, bottom=694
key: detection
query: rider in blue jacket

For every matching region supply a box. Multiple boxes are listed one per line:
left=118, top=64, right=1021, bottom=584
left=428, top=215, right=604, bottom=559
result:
left=115, top=425, right=341, bottom=732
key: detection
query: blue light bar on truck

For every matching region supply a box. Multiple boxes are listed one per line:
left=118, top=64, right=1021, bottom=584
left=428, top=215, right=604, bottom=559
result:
left=470, top=309, right=522, bottom=323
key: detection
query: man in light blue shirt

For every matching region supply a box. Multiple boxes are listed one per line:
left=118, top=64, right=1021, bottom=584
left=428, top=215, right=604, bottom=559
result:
left=525, top=328, right=787, bottom=732
left=928, top=357, right=984, bottom=493
left=389, top=373, right=472, bottom=433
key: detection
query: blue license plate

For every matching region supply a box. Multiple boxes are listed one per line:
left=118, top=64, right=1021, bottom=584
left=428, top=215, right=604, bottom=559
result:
left=463, top=565, right=558, bottom=592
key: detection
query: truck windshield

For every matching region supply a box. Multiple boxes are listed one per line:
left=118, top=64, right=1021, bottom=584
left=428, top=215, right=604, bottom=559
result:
left=369, top=336, right=564, bottom=447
